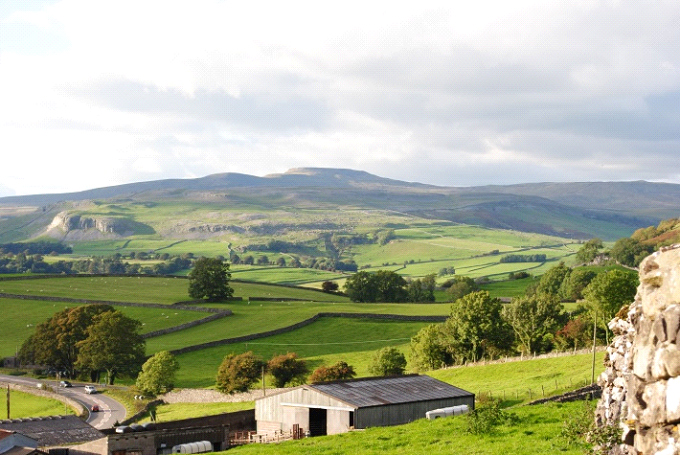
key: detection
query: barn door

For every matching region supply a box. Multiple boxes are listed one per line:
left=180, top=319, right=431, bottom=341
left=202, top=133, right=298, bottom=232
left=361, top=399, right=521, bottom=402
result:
left=308, top=408, right=327, bottom=436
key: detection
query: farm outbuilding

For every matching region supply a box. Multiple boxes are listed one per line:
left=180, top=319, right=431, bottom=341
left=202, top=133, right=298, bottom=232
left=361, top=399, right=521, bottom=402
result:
left=255, top=375, right=474, bottom=437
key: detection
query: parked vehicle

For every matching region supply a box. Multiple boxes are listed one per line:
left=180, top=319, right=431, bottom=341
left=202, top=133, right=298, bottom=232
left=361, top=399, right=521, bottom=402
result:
left=59, top=380, right=72, bottom=388
left=84, top=385, right=97, bottom=394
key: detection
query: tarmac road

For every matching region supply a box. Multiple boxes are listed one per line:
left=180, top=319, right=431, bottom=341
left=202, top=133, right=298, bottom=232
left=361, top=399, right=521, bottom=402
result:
left=0, top=374, right=126, bottom=429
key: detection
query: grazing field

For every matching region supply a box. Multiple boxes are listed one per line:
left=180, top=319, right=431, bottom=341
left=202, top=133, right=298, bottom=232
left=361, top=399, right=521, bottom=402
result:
left=172, top=318, right=430, bottom=388
left=479, top=277, right=539, bottom=298
left=145, top=299, right=449, bottom=355
left=230, top=267, right=346, bottom=286
left=428, top=351, right=605, bottom=405
left=226, top=400, right=589, bottom=455
left=0, top=298, right=210, bottom=357
left=0, top=388, right=76, bottom=418
left=0, top=276, right=350, bottom=304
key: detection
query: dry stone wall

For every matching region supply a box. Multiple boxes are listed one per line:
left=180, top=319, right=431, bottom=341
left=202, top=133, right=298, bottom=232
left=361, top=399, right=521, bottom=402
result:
left=596, top=244, right=680, bottom=455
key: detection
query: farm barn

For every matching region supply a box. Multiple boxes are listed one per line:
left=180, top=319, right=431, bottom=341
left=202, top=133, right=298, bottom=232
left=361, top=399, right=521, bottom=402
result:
left=255, top=375, right=474, bottom=437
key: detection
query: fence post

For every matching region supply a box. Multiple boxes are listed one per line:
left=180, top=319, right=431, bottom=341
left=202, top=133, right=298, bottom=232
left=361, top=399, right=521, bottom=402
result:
left=541, top=385, right=545, bottom=397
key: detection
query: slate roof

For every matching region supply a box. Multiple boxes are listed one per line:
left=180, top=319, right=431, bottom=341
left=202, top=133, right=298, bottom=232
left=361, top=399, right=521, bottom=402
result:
left=309, top=374, right=474, bottom=408
left=0, top=416, right=103, bottom=447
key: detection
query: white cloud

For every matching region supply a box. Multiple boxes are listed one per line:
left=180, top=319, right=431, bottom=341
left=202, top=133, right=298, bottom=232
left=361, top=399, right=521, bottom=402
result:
left=0, top=0, right=679, bottom=196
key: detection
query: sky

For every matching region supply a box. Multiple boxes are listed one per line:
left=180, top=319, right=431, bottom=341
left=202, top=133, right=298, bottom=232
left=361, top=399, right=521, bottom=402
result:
left=0, top=0, right=679, bottom=197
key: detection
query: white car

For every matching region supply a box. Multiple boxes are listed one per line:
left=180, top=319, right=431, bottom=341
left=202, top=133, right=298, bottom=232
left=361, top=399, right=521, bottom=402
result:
left=84, top=385, right=97, bottom=394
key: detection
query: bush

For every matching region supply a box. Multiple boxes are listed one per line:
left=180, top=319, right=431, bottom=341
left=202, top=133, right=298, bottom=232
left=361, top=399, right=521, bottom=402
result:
left=268, top=353, right=308, bottom=388
left=216, top=351, right=264, bottom=394
left=466, top=400, right=517, bottom=435
left=309, top=361, right=356, bottom=383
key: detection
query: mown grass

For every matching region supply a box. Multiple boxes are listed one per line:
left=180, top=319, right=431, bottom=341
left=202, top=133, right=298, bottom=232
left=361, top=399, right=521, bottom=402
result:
left=172, top=318, right=429, bottom=388
left=0, top=388, right=76, bottom=418
left=226, top=400, right=589, bottom=455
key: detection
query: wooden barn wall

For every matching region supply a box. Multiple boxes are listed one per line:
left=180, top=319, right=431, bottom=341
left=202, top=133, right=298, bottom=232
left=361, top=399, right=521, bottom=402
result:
left=355, top=395, right=475, bottom=429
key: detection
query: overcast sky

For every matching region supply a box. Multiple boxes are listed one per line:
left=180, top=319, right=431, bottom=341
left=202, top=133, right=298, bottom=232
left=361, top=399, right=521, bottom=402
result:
left=1, top=0, right=679, bottom=197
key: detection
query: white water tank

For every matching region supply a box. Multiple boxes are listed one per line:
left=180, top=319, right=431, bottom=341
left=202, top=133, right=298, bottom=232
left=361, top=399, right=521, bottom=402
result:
left=426, top=404, right=470, bottom=420
left=171, top=441, right=213, bottom=454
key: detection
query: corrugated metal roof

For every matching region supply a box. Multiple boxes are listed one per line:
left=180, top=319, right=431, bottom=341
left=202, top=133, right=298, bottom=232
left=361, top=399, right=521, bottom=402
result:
left=0, top=416, right=103, bottom=447
left=309, top=375, right=473, bottom=408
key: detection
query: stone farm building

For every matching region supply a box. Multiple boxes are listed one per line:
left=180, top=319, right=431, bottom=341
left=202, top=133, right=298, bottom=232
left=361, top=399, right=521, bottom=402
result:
left=255, top=375, right=475, bottom=436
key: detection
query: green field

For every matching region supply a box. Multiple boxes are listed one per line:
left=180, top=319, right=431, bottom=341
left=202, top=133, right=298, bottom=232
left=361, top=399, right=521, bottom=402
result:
left=0, top=388, right=76, bottom=418
left=428, top=351, right=605, bottom=405
left=227, top=400, right=589, bottom=455
left=0, top=298, right=209, bottom=357
left=145, top=299, right=449, bottom=355
left=173, top=318, right=429, bottom=388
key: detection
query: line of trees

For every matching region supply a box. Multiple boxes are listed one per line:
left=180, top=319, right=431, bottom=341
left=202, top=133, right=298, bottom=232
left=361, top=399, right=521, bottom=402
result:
left=409, top=262, right=639, bottom=371
left=343, top=271, right=436, bottom=303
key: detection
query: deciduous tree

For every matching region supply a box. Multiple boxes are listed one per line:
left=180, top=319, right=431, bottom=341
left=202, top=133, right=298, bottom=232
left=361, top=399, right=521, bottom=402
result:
left=188, top=257, right=233, bottom=301
left=442, top=291, right=512, bottom=363
left=502, top=293, right=563, bottom=355
left=309, top=361, right=356, bottom=383
left=76, top=310, right=146, bottom=385
left=409, top=324, right=450, bottom=371
left=216, top=351, right=265, bottom=394
left=369, top=347, right=407, bottom=376
left=135, top=351, right=180, bottom=396
left=268, top=353, right=308, bottom=388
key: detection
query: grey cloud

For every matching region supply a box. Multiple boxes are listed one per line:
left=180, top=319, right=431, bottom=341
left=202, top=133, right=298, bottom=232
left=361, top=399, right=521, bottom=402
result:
left=71, top=78, right=330, bottom=132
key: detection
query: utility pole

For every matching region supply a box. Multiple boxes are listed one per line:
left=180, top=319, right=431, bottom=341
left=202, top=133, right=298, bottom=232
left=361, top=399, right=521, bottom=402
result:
left=262, top=365, right=266, bottom=397
left=591, top=311, right=597, bottom=385
left=6, top=385, right=10, bottom=419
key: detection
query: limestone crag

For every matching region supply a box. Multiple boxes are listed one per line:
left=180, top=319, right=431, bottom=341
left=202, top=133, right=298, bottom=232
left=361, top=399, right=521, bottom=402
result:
left=596, top=244, right=680, bottom=455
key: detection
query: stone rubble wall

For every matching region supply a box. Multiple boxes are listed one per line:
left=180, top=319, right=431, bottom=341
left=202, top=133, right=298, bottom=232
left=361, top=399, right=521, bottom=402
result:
left=596, top=244, right=680, bottom=455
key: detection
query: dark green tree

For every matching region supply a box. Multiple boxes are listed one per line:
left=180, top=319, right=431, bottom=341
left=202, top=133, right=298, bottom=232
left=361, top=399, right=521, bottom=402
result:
left=373, top=270, right=408, bottom=302
left=344, top=271, right=378, bottom=302
left=369, top=347, right=407, bottom=376
left=609, top=238, right=654, bottom=267
left=76, top=310, right=146, bottom=384
left=407, top=274, right=436, bottom=303
left=188, top=257, right=233, bottom=301
left=216, top=351, right=265, bottom=394
left=18, top=304, right=115, bottom=378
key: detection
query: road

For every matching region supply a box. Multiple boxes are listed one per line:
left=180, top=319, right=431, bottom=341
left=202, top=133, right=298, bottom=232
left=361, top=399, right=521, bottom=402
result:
left=0, top=374, right=126, bottom=429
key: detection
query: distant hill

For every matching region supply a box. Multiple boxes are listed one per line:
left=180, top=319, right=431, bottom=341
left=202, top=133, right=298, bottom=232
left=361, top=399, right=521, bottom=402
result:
left=0, top=168, right=676, bottom=242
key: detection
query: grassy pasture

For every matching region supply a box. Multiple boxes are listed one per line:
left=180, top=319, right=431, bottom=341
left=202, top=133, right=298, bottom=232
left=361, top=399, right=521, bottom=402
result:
left=173, top=318, right=428, bottom=388
left=0, top=388, right=76, bottom=418
left=479, top=277, right=538, bottom=298
left=230, top=267, right=346, bottom=286
left=0, top=298, right=210, bottom=357
left=139, top=402, right=256, bottom=423
left=428, top=351, right=605, bottom=405
left=0, top=276, right=350, bottom=304
left=227, top=400, right=589, bottom=455
left=145, top=299, right=449, bottom=354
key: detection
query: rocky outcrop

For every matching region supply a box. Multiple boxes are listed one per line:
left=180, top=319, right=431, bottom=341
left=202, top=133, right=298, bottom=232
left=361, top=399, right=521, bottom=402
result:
left=48, top=211, right=139, bottom=237
left=595, top=244, right=680, bottom=455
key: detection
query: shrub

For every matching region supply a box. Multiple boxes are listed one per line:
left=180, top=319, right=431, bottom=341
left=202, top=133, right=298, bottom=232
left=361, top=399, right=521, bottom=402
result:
left=268, top=353, right=308, bottom=388
left=216, top=351, right=264, bottom=394
left=309, top=361, right=356, bottom=383
left=369, top=347, right=406, bottom=376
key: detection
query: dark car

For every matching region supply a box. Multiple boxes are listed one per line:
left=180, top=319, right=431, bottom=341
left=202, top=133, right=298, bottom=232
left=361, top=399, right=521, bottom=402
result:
left=59, top=380, right=72, bottom=388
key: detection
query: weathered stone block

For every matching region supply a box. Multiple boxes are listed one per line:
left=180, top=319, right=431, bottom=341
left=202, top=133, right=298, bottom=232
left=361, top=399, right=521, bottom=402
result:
left=666, top=377, right=680, bottom=423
